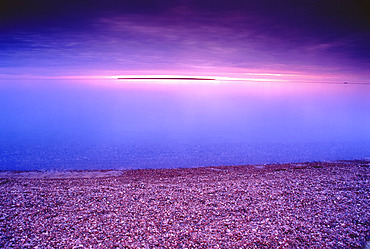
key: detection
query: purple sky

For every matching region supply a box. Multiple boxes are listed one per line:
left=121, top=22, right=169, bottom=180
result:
left=1, top=0, right=370, bottom=80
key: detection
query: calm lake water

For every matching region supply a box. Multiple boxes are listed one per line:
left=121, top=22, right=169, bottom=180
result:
left=1, top=79, right=370, bottom=170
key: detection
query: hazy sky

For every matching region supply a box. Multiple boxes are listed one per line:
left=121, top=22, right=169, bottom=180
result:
left=1, top=0, right=370, bottom=80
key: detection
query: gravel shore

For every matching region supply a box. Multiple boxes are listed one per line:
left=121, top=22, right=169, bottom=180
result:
left=1, top=161, right=369, bottom=248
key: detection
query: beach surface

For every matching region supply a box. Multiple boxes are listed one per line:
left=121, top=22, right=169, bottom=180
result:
left=1, top=161, right=369, bottom=248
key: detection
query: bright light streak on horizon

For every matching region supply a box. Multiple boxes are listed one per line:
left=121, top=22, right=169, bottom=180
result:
left=113, top=74, right=358, bottom=85
left=1, top=72, right=369, bottom=85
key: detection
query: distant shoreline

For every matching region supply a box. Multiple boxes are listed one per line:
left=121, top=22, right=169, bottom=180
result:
left=1, top=159, right=368, bottom=179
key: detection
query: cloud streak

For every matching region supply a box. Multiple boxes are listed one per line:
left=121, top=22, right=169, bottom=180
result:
left=0, top=0, right=369, bottom=79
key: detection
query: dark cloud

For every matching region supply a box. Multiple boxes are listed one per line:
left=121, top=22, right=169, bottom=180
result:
left=1, top=0, right=369, bottom=73
left=0, top=0, right=175, bottom=32
left=2, top=0, right=369, bottom=33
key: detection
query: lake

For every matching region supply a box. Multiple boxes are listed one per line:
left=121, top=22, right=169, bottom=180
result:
left=1, top=79, right=369, bottom=170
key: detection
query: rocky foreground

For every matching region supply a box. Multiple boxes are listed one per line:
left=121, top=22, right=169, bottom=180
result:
left=0, top=161, right=369, bottom=248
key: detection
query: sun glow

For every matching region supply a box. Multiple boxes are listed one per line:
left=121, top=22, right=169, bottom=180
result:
left=112, top=71, right=347, bottom=85
left=2, top=68, right=366, bottom=86
left=113, top=73, right=294, bottom=84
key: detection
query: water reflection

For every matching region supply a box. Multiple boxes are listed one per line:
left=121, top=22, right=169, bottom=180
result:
left=1, top=79, right=369, bottom=170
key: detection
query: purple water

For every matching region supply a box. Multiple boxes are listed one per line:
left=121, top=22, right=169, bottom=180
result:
left=1, top=79, right=369, bottom=170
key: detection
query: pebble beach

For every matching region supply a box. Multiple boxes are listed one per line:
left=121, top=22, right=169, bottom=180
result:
left=1, top=160, right=369, bottom=248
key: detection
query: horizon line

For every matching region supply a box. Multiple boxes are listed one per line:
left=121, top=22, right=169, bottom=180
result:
left=117, top=77, right=215, bottom=80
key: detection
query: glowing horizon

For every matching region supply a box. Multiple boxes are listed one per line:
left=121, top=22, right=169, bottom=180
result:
left=2, top=72, right=367, bottom=85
